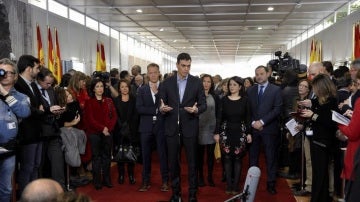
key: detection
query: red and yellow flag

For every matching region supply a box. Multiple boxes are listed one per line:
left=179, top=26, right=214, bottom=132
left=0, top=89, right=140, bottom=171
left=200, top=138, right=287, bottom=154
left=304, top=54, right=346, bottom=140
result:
left=96, top=41, right=101, bottom=71
left=54, top=28, right=62, bottom=82
left=100, top=42, right=106, bottom=71
left=47, top=26, right=54, bottom=72
left=36, top=24, right=45, bottom=65
left=309, top=39, right=322, bottom=63
left=354, top=22, right=360, bottom=59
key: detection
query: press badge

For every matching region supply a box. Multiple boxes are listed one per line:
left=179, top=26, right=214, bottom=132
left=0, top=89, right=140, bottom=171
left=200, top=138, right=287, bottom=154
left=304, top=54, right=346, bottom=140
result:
left=7, top=122, right=16, bottom=130
left=305, top=127, right=313, bottom=136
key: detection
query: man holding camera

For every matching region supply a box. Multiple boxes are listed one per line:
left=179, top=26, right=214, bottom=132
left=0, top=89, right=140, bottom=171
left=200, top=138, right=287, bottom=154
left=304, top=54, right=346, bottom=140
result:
left=0, top=58, right=31, bottom=202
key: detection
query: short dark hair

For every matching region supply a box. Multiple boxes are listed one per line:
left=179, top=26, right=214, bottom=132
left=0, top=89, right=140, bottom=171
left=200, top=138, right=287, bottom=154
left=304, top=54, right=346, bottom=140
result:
left=227, top=76, right=244, bottom=96
left=255, top=65, right=269, bottom=72
left=116, top=79, right=131, bottom=92
left=17, top=55, right=40, bottom=73
left=322, top=61, right=334, bottom=75
left=201, top=74, right=215, bottom=95
left=177, top=53, right=191, bottom=64
left=88, top=78, right=104, bottom=98
left=110, top=68, right=119, bottom=77
left=119, top=70, right=129, bottom=79
left=37, top=67, right=54, bottom=81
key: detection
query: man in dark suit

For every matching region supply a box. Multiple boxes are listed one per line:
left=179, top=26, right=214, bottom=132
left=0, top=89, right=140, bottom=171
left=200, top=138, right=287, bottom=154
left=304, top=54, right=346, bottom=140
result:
left=34, top=68, right=65, bottom=189
left=159, top=53, right=207, bottom=202
left=14, top=55, right=43, bottom=195
left=247, top=65, right=282, bottom=195
left=136, top=63, right=169, bottom=192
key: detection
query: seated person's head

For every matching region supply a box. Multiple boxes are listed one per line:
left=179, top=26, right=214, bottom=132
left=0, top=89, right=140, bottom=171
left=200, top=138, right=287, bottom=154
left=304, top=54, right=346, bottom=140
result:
left=21, top=178, right=63, bottom=202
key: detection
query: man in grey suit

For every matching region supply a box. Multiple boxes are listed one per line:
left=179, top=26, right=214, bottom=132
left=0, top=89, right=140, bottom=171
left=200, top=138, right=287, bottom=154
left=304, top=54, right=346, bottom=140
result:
left=247, top=65, right=282, bottom=195
left=159, top=53, right=206, bottom=202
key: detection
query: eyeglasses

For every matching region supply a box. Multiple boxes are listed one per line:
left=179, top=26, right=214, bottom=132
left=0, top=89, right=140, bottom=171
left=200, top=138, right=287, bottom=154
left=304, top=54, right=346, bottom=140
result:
left=0, top=69, right=16, bottom=77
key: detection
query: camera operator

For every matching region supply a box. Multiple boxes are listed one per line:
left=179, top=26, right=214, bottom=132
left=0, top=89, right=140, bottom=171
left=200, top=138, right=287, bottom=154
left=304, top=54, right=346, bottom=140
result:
left=92, top=71, right=118, bottom=98
left=0, top=58, right=31, bottom=202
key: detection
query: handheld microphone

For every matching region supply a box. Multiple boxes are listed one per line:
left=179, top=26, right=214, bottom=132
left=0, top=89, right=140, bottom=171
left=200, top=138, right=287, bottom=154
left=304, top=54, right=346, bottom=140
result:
left=242, top=166, right=261, bottom=202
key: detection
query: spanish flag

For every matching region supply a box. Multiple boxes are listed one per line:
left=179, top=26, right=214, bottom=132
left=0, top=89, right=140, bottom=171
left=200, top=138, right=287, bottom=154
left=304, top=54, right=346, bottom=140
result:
left=47, top=26, right=54, bottom=73
left=309, top=39, right=316, bottom=63
left=354, top=22, right=360, bottom=59
left=100, top=42, right=106, bottom=71
left=309, top=39, right=322, bottom=63
left=96, top=41, right=101, bottom=71
left=36, top=24, right=44, bottom=65
left=54, top=28, right=62, bottom=82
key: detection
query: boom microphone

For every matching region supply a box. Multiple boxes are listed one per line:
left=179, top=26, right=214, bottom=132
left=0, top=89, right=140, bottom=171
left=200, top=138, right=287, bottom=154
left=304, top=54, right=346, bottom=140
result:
left=242, top=166, right=261, bottom=202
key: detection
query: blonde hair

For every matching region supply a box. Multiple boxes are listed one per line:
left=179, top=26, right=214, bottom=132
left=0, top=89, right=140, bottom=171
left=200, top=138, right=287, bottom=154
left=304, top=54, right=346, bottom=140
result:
left=312, top=74, right=336, bottom=105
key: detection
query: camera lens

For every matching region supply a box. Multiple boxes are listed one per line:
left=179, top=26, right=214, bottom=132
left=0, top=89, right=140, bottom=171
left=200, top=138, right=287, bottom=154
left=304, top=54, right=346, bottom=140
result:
left=0, top=69, right=6, bottom=78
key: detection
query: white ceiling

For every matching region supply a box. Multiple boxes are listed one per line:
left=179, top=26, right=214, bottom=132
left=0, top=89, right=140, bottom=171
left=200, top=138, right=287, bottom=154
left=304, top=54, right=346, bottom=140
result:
left=55, top=0, right=349, bottom=64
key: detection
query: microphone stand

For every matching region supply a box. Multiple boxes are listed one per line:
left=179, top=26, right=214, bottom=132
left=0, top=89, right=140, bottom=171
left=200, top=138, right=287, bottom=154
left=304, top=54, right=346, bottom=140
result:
left=224, top=185, right=249, bottom=202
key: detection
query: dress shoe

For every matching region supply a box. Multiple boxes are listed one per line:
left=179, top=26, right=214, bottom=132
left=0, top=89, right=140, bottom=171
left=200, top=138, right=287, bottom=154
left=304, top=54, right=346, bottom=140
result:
left=129, top=175, right=136, bottom=185
left=102, top=182, right=113, bottom=188
left=198, top=178, right=205, bottom=187
left=169, top=194, right=181, bottom=202
left=138, top=183, right=151, bottom=192
left=118, top=176, right=124, bottom=184
left=160, top=183, right=169, bottom=192
left=94, top=184, right=102, bottom=190
left=293, top=189, right=311, bottom=196
left=189, top=193, right=197, bottom=202
left=278, top=172, right=299, bottom=180
left=267, top=186, right=277, bottom=195
left=208, top=177, right=215, bottom=187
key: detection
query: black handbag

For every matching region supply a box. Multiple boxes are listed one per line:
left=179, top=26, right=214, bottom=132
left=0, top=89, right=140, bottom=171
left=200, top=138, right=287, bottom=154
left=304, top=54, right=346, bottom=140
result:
left=114, top=145, right=138, bottom=162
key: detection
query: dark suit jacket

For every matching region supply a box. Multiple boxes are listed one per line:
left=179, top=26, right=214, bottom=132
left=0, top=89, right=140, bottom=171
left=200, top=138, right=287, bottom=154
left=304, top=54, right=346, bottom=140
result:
left=33, top=85, right=61, bottom=139
left=158, top=74, right=207, bottom=137
left=136, top=84, right=163, bottom=133
left=14, top=76, right=43, bottom=144
left=247, top=83, right=282, bottom=134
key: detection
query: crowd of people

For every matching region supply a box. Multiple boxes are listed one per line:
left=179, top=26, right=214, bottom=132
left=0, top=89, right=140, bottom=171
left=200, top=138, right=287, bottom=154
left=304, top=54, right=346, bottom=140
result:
left=1, top=53, right=360, bottom=202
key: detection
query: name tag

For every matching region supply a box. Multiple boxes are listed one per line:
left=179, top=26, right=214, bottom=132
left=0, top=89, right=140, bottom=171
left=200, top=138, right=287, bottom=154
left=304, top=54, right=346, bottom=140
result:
left=7, top=122, right=16, bottom=130
left=153, top=116, right=157, bottom=121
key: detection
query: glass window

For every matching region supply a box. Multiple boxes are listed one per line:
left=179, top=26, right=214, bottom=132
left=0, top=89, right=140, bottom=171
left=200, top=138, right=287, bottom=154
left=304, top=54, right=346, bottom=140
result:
left=86, top=16, right=98, bottom=31
left=351, top=0, right=360, bottom=13
left=336, top=4, right=349, bottom=22
left=308, top=27, right=315, bottom=38
left=324, top=14, right=334, bottom=29
left=314, top=23, right=323, bottom=34
left=48, top=0, right=68, bottom=18
left=99, top=23, right=109, bottom=36
left=69, top=9, right=84, bottom=25
left=28, top=0, right=46, bottom=10
left=110, top=29, right=119, bottom=40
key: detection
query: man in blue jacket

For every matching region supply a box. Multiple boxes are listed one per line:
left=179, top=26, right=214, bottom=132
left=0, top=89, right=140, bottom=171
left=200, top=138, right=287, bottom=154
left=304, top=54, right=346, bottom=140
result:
left=0, top=58, right=31, bottom=202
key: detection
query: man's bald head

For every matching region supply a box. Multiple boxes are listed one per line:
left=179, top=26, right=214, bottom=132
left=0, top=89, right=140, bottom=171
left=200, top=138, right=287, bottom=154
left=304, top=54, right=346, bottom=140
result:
left=308, top=62, right=325, bottom=80
left=21, top=178, right=63, bottom=202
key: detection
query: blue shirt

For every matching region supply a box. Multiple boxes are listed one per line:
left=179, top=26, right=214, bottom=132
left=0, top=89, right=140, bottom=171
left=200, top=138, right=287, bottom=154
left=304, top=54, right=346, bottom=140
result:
left=177, top=74, right=188, bottom=103
left=0, top=88, right=31, bottom=143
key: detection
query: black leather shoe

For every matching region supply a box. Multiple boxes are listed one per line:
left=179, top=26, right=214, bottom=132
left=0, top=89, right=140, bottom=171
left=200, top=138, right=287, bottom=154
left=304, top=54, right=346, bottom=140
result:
left=208, top=177, right=215, bottom=187
left=103, top=182, right=113, bottom=188
left=129, top=175, right=136, bottom=185
left=118, top=176, right=124, bottom=184
left=198, top=178, right=205, bottom=187
left=267, top=186, right=277, bottom=195
left=189, top=194, right=197, bottom=202
left=169, top=194, right=181, bottom=202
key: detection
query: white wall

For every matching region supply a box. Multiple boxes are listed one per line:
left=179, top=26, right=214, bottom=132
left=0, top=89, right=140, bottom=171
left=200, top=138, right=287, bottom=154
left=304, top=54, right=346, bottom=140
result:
left=288, top=10, right=360, bottom=66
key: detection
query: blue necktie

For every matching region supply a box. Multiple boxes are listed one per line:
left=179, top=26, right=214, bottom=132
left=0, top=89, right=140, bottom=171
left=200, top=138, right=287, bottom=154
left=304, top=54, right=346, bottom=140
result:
left=258, top=85, right=264, bottom=104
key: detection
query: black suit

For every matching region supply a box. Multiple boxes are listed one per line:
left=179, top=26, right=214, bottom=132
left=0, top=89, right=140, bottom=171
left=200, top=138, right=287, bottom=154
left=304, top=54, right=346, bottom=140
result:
left=158, top=74, right=206, bottom=195
left=14, top=76, right=44, bottom=194
left=247, top=82, right=282, bottom=186
left=136, top=83, right=168, bottom=184
left=34, top=84, right=65, bottom=188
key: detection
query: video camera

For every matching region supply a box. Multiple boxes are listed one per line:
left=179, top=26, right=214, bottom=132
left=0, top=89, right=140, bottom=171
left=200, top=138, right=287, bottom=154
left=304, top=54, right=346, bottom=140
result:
left=92, top=71, right=110, bottom=82
left=268, top=51, right=300, bottom=77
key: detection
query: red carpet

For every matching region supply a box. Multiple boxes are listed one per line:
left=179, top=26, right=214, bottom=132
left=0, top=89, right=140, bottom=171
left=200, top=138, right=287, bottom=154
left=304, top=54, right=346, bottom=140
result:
left=77, top=151, right=296, bottom=202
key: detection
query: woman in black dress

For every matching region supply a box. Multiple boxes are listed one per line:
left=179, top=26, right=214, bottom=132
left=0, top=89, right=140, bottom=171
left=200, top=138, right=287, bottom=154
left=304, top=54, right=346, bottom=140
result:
left=214, top=76, right=252, bottom=195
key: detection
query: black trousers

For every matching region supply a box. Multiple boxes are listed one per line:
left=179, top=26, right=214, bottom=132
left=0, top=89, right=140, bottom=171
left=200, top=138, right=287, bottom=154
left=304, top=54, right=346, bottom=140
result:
left=197, top=143, right=215, bottom=179
left=89, top=133, right=112, bottom=185
left=167, top=134, right=197, bottom=195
